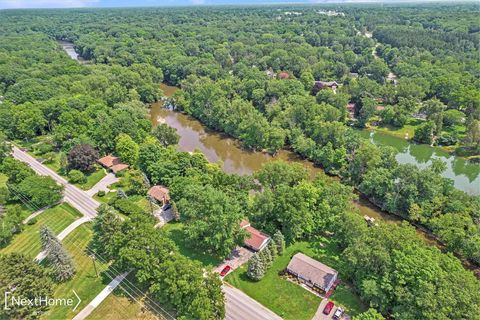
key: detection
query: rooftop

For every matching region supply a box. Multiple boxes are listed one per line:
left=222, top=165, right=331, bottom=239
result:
left=98, top=155, right=121, bottom=168
left=240, top=219, right=270, bottom=252
left=287, top=253, right=338, bottom=291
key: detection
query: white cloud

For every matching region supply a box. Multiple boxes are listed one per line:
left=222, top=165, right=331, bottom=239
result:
left=0, top=0, right=100, bottom=9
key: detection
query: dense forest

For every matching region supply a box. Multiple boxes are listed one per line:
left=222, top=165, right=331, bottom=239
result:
left=0, top=3, right=479, bottom=320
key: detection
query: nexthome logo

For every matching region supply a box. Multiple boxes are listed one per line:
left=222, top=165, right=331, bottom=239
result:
left=4, top=290, right=81, bottom=311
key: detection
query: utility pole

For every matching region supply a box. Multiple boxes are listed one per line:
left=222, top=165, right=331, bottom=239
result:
left=90, top=254, right=98, bottom=278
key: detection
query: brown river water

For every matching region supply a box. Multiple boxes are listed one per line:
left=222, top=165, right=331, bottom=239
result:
left=152, top=84, right=479, bottom=274
left=152, top=86, right=423, bottom=227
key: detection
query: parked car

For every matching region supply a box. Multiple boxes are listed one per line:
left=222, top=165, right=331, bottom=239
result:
left=323, top=301, right=334, bottom=315
left=333, top=307, right=344, bottom=319
left=219, top=265, right=231, bottom=277
left=163, top=203, right=172, bottom=210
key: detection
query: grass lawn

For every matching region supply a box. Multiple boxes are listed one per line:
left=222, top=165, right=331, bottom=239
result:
left=88, top=274, right=174, bottom=320
left=370, top=117, right=423, bottom=139
left=159, top=222, right=221, bottom=269
left=225, top=238, right=367, bottom=320
left=93, top=191, right=117, bottom=204
left=76, top=168, right=106, bottom=190
left=41, top=223, right=112, bottom=320
left=0, top=203, right=82, bottom=257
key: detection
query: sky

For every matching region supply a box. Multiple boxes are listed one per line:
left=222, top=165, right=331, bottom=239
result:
left=0, top=0, right=462, bottom=9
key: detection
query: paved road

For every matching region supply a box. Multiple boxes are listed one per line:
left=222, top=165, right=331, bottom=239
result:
left=12, top=147, right=99, bottom=218
left=13, top=147, right=282, bottom=320
left=224, top=285, right=283, bottom=320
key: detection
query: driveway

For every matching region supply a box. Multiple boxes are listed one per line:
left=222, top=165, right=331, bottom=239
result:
left=86, top=172, right=119, bottom=196
left=313, top=299, right=349, bottom=320
left=214, top=246, right=254, bottom=274
left=153, top=207, right=174, bottom=228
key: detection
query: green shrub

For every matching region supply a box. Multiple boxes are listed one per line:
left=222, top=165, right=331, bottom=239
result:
left=113, top=198, right=145, bottom=215
left=68, top=170, right=86, bottom=184
left=35, top=143, right=53, bottom=155
left=96, top=190, right=106, bottom=197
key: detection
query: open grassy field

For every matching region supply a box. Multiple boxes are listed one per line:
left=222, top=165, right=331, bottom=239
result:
left=159, top=222, right=221, bottom=269
left=41, top=223, right=113, bottom=320
left=0, top=203, right=82, bottom=257
left=225, top=238, right=366, bottom=320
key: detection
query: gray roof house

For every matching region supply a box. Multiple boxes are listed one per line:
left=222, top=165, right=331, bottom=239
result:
left=286, top=253, right=338, bottom=292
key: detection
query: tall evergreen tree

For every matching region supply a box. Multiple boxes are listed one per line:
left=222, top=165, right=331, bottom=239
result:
left=268, top=239, right=278, bottom=260
left=247, top=254, right=265, bottom=281
left=40, top=225, right=75, bottom=282
left=260, top=246, right=273, bottom=268
left=273, top=230, right=286, bottom=256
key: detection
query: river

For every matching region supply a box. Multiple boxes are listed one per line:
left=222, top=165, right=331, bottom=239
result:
left=151, top=86, right=480, bottom=274
left=58, top=40, right=88, bottom=63
left=153, top=85, right=412, bottom=224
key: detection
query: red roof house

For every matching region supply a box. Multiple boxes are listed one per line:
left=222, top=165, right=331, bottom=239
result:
left=98, top=155, right=121, bottom=168
left=278, top=72, right=290, bottom=80
left=240, top=219, right=270, bottom=252
left=148, top=186, right=170, bottom=205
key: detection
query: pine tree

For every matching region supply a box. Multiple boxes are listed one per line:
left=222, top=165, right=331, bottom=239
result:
left=273, top=230, right=285, bottom=256
left=40, top=225, right=75, bottom=282
left=260, top=246, right=272, bottom=269
left=268, top=239, right=278, bottom=260
left=246, top=254, right=265, bottom=281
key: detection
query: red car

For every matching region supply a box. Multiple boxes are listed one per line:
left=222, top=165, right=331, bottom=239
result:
left=323, top=301, right=335, bottom=315
left=219, top=265, right=231, bottom=277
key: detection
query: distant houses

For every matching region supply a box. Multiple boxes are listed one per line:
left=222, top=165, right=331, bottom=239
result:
left=286, top=252, right=338, bottom=294
left=97, top=155, right=129, bottom=174
left=240, top=219, right=271, bottom=252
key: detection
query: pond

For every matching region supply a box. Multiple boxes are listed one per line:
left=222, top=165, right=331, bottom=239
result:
left=359, top=130, right=480, bottom=195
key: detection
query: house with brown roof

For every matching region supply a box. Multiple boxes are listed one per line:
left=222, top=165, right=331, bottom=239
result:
left=286, top=253, right=338, bottom=293
left=277, top=72, right=290, bottom=80
left=148, top=186, right=170, bottom=206
left=240, top=220, right=270, bottom=252
left=98, top=155, right=121, bottom=169
left=110, top=163, right=129, bottom=174
left=312, top=80, right=339, bottom=95
left=98, top=155, right=128, bottom=175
